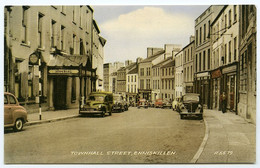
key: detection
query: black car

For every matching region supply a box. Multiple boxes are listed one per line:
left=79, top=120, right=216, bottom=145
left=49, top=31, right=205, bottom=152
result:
left=177, top=93, right=203, bottom=119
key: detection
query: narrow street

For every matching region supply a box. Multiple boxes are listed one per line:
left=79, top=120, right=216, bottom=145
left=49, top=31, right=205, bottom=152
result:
left=5, top=107, right=205, bottom=163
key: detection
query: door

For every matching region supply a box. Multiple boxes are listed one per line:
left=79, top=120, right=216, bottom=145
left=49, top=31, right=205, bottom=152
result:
left=53, top=77, right=67, bottom=110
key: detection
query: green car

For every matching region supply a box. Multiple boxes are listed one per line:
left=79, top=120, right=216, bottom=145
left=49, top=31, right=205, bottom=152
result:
left=79, top=92, right=113, bottom=117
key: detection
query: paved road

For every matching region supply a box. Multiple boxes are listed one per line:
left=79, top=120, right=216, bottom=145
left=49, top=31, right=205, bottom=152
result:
left=4, top=107, right=205, bottom=163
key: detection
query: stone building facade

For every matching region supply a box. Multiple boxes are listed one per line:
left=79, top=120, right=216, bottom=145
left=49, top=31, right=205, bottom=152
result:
left=4, top=6, right=105, bottom=112
left=194, top=5, right=223, bottom=108
left=237, top=5, right=256, bottom=124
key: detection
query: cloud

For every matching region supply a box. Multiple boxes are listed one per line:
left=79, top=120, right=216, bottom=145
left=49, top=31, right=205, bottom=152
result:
left=99, top=7, right=195, bottom=63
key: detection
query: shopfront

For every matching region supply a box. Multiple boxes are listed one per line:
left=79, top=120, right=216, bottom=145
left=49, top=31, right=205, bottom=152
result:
left=222, top=63, right=238, bottom=112
left=211, top=68, right=222, bottom=110
left=195, top=72, right=210, bottom=108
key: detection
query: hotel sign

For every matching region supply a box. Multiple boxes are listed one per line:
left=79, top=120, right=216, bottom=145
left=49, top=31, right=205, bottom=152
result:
left=48, top=69, right=79, bottom=75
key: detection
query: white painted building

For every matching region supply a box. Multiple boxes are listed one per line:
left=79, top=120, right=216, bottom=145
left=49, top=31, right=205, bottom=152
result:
left=175, top=50, right=184, bottom=98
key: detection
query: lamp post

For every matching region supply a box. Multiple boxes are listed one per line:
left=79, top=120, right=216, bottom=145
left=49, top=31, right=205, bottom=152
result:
left=29, top=51, right=41, bottom=120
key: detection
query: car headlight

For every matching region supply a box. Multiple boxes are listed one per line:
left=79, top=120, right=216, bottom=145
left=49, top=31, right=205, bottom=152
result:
left=98, top=104, right=102, bottom=109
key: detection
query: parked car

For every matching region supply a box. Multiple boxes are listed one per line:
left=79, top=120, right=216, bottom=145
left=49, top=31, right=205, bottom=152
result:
left=79, top=92, right=113, bottom=117
left=137, top=98, right=148, bottom=109
left=177, top=93, right=203, bottom=120
left=154, top=99, right=163, bottom=108
left=163, top=99, right=172, bottom=109
left=172, top=97, right=182, bottom=111
left=112, top=94, right=128, bottom=112
left=149, top=100, right=155, bottom=108
left=4, top=92, right=28, bottom=131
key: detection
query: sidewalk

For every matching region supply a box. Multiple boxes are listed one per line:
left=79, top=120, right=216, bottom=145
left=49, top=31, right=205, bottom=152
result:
left=25, top=108, right=79, bottom=126
left=192, top=109, right=256, bottom=163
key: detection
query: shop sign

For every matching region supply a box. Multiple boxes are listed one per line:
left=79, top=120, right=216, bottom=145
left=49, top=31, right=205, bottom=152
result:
left=196, top=72, right=210, bottom=78
left=49, top=69, right=79, bottom=74
left=211, top=69, right=222, bottom=79
left=222, top=65, right=237, bottom=74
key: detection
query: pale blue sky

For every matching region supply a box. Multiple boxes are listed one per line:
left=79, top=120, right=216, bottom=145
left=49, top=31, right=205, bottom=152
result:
left=92, top=5, right=210, bottom=63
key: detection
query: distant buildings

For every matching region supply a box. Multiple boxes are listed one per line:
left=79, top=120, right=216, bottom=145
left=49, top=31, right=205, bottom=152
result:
left=103, top=5, right=256, bottom=124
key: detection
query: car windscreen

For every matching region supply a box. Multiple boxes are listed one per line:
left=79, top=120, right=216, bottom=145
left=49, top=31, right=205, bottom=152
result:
left=183, top=95, right=199, bottom=102
left=87, top=95, right=105, bottom=102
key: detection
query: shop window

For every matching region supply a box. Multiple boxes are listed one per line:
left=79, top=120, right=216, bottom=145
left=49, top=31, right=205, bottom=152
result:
left=71, top=77, right=76, bottom=103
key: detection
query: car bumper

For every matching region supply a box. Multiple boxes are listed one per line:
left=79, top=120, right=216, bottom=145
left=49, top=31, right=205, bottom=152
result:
left=79, top=110, right=103, bottom=114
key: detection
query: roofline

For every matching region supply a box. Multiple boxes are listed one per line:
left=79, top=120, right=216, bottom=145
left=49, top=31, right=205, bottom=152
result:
left=182, top=40, right=195, bottom=50
left=195, top=5, right=212, bottom=21
left=87, top=5, right=94, bottom=13
left=211, top=5, right=228, bottom=26
left=93, top=20, right=100, bottom=34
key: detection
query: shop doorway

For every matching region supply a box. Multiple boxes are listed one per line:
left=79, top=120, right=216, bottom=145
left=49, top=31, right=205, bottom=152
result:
left=53, top=77, right=67, bottom=110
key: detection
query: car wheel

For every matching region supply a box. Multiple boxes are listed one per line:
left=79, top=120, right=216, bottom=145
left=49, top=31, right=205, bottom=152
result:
left=102, top=111, right=105, bottom=117
left=180, top=114, right=184, bottom=119
left=13, top=118, right=23, bottom=131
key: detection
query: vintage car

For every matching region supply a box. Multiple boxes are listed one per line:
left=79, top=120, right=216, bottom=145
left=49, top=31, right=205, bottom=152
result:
left=112, top=94, right=128, bottom=112
left=162, top=99, right=172, bottom=109
left=137, top=98, right=148, bottom=109
left=172, top=97, right=182, bottom=111
left=154, top=99, right=163, bottom=108
left=177, top=93, right=203, bottom=119
left=79, top=92, right=113, bottom=117
left=4, top=92, right=28, bottom=131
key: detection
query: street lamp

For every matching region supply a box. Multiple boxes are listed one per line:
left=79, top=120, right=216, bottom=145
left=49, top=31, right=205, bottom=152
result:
left=29, top=51, right=42, bottom=120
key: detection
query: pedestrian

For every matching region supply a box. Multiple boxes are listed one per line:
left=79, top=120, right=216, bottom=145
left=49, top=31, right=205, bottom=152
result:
left=221, top=92, right=227, bottom=113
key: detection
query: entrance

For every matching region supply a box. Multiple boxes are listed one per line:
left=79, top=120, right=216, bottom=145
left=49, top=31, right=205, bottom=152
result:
left=53, top=77, right=67, bottom=110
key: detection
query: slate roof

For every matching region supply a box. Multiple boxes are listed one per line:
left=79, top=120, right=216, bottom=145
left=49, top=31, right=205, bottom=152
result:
left=139, top=50, right=165, bottom=63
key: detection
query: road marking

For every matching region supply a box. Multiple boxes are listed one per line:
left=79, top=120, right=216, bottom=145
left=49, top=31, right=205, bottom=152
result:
left=190, top=117, right=209, bottom=163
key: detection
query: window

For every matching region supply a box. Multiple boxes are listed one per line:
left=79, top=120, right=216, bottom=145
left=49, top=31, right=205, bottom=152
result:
left=187, top=67, right=189, bottom=81
left=72, top=7, right=76, bottom=23
left=135, top=75, right=136, bottom=82
left=9, top=95, right=17, bottom=104
left=196, top=30, right=198, bottom=46
left=131, top=76, right=133, bottom=82
left=128, top=76, right=130, bottom=82
left=140, top=68, right=144, bottom=76
left=38, top=13, right=44, bottom=48
left=224, top=44, right=227, bottom=64
left=51, top=20, right=56, bottom=47
left=199, top=27, right=202, bottom=44
left=80, top=38, right=84, bottom=55
left=162, top=80, right=164, bottom=89
left=4, top=95, right=8, bottom=104
left=229, top=41, right=232, bottom=62
left=225, top=14, right=227, bottom=28
left=199, top=53, right=201, bottom=71
left=234, top=5, right=237, bottom=22
left=195, top=54, right=198, bottom=72
left=22, top=6, right=29, bottom=43
left=73, top=34, right=76, bottom=54
left=208, top=49, right=210, bottom=69
left=140, top=79, right=144, bottom=89
left=229, top=9, right=232, bottom=27
left=146, top=79, right=150, bottom=89
left=203, top=51, right=206, bottom=71
left=71, top=77, right=76, bottom=102
left=234, top=37, right=237, bottom=61
left=204, top=24, right=206, bottom=41
left=61, top=25, right=65, bottom=50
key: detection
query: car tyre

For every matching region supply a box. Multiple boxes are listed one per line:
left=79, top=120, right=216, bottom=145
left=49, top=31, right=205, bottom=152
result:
left=102, top=111, right=105, bottom=117
left=13, top=118, right=23, bottom=132
left=180, top=114, right=183, bottom=119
